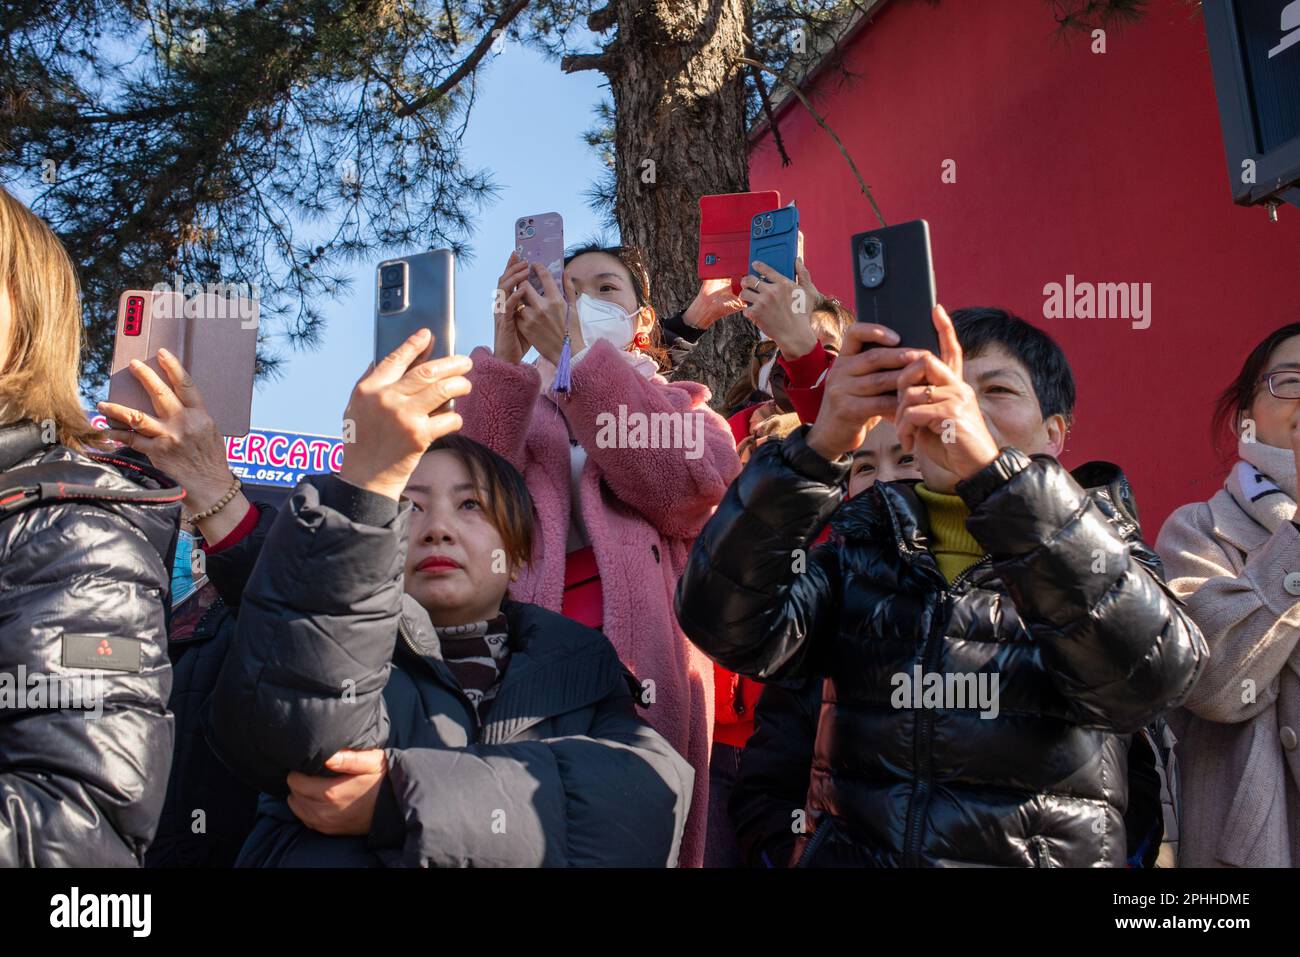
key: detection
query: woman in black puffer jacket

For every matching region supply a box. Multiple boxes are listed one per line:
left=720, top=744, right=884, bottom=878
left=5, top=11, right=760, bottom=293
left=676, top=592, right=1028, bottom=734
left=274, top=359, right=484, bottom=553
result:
left=0, top=187, right=181, bottom=866
left=206, top=334, right=693, bottom=866
left=677, top=306, right=1206, bottom=867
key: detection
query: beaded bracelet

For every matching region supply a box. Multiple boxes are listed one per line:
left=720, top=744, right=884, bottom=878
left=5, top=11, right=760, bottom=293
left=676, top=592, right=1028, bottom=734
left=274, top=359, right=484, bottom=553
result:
left=190, top=474, right=242, bottom=522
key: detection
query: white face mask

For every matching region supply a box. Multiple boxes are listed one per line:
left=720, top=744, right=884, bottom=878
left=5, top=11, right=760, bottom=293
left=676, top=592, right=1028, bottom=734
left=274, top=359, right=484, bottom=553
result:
left=576, top=293, right=638, bottom=351
left=756, top=353, right=779, bottom=394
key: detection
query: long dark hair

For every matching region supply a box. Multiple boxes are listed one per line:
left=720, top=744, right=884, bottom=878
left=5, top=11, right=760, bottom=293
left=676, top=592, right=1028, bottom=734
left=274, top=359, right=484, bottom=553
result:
left=1212, top=322, right=1300, bottom=458
left=563, top=244, right=670, bottom=371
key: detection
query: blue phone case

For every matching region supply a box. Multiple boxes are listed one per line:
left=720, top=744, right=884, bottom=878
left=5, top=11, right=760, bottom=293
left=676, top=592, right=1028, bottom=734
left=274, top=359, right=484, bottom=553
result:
left=748, top=206, right=800, bottom=282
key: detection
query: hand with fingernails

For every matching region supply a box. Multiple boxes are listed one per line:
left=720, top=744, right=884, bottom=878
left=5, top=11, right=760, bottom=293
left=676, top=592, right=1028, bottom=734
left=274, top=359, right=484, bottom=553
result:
left=286, top=749, right=387, bottom=836
left=96, top=349, right=251, bottom=543
left=493, top=251, right=532, bottom=364
left=339, top=328, right=473, bottom=502
left=806, top=305, right=1000, bottom=482
left=683, top=277, right=746, bottom=331
left=739, top=261, right=818, bottom=361
left=495, top=252, right=583, bottom=365
left=805, top=322, right=927, bottom=463
left=893, top=305, right=1000, bottom=482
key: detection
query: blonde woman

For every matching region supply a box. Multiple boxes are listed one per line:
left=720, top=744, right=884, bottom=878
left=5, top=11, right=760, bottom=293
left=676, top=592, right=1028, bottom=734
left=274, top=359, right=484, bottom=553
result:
left=0, top=186, right=182, bottom=866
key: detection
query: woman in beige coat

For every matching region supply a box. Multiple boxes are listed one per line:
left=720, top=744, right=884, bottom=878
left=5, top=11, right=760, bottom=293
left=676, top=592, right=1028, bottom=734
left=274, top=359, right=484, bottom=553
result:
left=1156, top=322, right=1300, bottom=867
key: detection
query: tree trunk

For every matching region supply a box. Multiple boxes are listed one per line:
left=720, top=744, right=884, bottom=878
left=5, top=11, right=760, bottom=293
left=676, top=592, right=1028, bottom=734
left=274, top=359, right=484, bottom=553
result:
left=586, top=0, right=759, bottom=410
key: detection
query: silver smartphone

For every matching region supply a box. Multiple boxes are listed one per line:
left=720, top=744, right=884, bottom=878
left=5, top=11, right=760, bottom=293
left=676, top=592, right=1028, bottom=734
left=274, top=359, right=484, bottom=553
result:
left=375, top=249, right=455, bottom=409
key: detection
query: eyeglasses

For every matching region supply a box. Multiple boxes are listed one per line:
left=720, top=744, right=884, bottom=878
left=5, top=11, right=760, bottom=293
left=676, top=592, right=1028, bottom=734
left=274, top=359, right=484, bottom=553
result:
left=1260, top=371, right=1300, bottom=400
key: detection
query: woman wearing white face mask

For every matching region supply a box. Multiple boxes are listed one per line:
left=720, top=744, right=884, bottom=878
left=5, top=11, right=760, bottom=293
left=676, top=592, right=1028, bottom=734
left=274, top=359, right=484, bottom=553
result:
left=463, top=244, right=741, bottom=867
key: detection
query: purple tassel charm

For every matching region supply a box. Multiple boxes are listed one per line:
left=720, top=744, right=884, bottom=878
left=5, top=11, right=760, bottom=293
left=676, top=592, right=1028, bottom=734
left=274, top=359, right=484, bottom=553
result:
left=552, top=334, right=573, bottom=395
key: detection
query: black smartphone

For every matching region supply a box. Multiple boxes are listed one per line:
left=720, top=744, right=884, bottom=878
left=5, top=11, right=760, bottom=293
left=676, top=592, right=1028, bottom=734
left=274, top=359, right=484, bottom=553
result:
left=850, top=219, right=939, bottom=355
left=375, top=249, right=455, bottom=409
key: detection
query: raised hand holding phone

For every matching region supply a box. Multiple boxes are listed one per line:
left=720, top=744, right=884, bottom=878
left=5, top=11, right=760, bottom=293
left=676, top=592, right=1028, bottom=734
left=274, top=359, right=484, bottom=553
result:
left=893, top=304, right=999, bottom=482
left=738, top=261, right=817, bottom=360
left=494, top=251, right=532, bottom=363
left=682, top=277, right=746, bottom=331
left=515, top=264, right=583, bottom=365
left=805, top=322, right=929, bottom=462
left=339, top=329, right=473, bottom=502
left=97, top=348, right=250, bottom=542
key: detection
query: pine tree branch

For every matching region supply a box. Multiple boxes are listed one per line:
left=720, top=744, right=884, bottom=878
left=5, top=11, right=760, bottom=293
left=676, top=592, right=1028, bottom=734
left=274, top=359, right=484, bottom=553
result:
left=560, top=49, right=615, bottom=74
left=745, top=35, right=790, bottom=167
left=588, top=4, right=617, bottom=32
left=737, top=56, right=885, bottom=227
left=395, top=0, right=531, bottom=117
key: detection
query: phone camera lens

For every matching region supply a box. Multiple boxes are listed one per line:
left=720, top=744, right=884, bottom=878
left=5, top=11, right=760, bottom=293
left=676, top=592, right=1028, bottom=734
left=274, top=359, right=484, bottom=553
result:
left=763, top=215, right=774, bottom=230
left=864, top=263, right=884, bottom=288
left=863, top=240, right=881, bottom=259
left=381, top=265, right=403, bottom=287
left=525, top=225, right=536, bottom=237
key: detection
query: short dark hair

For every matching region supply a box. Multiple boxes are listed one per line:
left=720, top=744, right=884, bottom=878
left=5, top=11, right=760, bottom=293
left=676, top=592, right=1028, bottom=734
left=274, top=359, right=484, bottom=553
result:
left=1212, top=322, right=1300, bottom=457
left=424, top=434, right=535, bottom=570
left=952, top=307, right=1076, bottom=426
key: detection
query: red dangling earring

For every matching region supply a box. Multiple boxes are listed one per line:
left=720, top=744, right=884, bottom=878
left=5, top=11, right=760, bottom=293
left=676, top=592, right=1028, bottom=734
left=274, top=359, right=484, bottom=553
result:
left=633, top=332, right=651, bottom=350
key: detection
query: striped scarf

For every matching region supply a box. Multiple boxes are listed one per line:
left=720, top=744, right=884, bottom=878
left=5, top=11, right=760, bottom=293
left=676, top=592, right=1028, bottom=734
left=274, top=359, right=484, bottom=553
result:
left=435, top=613, right=511, bottom=720
left=1228, top=436, right=1298, bottom=534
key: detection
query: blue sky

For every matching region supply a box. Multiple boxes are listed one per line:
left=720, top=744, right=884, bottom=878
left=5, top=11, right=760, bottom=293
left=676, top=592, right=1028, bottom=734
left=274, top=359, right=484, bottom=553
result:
left=248, top=43, right=609, bottom=437
left=11, top=40, right=609, bottom=438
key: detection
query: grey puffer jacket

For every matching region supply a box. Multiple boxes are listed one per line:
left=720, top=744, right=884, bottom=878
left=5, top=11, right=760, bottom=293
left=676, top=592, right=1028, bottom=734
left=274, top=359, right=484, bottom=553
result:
left=206, top=473, right=694, bottom=867
left=0, top=419, right=181, bottom=866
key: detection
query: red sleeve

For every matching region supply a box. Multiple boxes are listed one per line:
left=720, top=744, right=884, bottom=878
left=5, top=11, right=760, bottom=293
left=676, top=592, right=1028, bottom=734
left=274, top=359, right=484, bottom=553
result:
left=778, top=343, right=834, bottom=425
left=727, top=404, right=757, bottom=446
left=202, top=500, right=258, bottom=554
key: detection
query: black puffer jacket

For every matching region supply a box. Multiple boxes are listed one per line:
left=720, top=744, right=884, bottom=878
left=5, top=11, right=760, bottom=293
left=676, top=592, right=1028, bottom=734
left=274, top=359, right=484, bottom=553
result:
left=730, top=681, right=1177, bottom=868
left=146, top=504, right=276, bottom=868
left=0, top=419, right=181, bottom=866
left=676, top=427, right=1207, bottom=867
left=206, top=474, right=694, bottom=867
left=729, top=678, right=822, bottom=868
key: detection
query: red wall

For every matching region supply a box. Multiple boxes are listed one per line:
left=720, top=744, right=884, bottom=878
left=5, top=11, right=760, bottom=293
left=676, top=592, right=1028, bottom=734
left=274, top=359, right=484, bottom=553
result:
left=749, top=0, right=1300, bottom=534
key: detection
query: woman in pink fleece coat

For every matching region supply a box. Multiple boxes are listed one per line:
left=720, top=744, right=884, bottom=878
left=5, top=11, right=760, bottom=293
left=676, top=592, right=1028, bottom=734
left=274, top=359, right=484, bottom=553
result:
left=457, top=244, right=741, bottom=866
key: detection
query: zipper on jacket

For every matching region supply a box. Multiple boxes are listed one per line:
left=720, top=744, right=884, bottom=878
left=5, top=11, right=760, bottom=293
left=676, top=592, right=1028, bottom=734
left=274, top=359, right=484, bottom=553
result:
left=900, top=556, right=993, bottom=867
left=795, top=816, right=834, bottom=867
left=397, top=617, right=483, bottom=737
left=1030, top=835, right=1051, bottom=867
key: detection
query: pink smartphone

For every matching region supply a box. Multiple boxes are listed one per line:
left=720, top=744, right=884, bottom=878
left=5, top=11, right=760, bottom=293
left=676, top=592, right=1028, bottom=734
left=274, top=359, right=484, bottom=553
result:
left=107, top=288, right=259, bottom=437
left=514, top=212, right=564, bottom=295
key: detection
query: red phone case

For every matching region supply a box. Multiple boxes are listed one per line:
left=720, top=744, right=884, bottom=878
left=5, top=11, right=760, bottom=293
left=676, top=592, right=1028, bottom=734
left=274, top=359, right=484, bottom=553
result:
left=698, top=191, right=781, bottom=294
